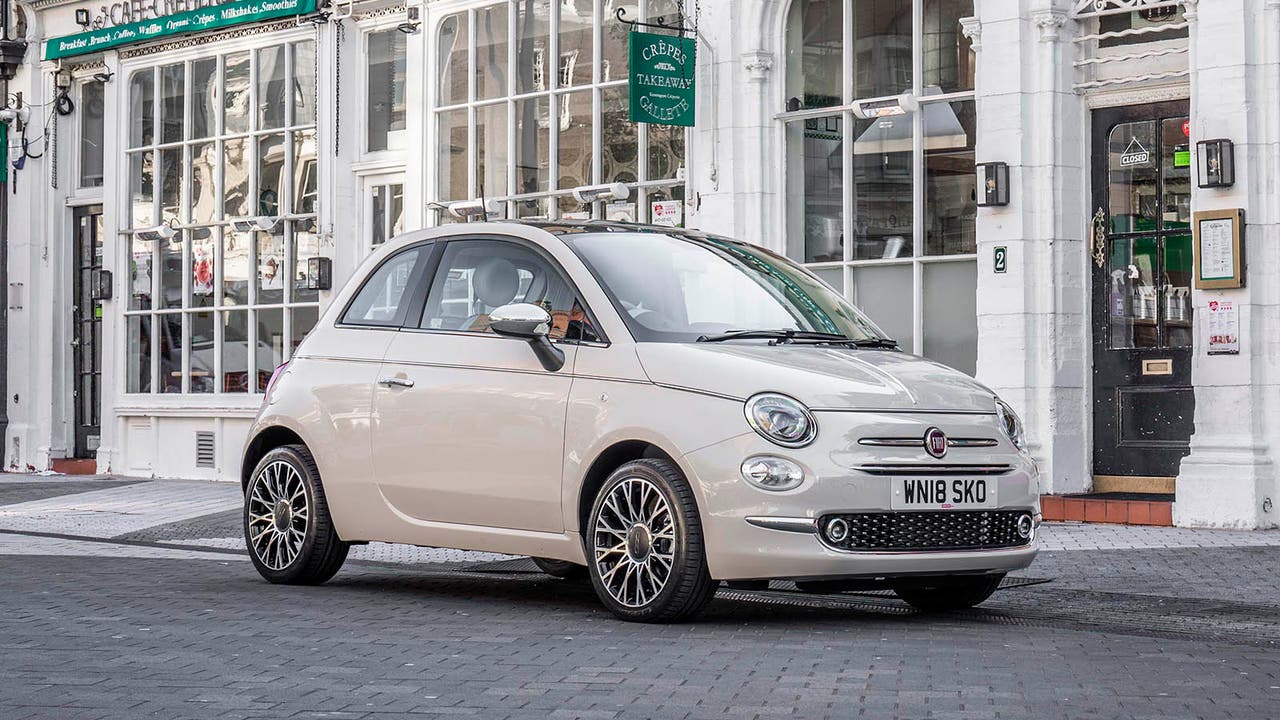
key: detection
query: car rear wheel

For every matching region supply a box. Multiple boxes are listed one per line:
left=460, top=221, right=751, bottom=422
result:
left=532, top=557, right=587, bottom=580
left=891, top=574, right=1004, bottom=612
left=586, top=459, right=718, bottom=622
left=245, top=444, right=349, bottom=585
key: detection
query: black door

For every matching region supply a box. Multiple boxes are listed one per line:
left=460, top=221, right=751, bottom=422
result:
left=73, top=206, right=104, bottom=459
left=1090, top=102, right=1194, bottom=479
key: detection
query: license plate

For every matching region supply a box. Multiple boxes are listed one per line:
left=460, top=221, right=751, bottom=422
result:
left=891, top=478, right=997, bottom=510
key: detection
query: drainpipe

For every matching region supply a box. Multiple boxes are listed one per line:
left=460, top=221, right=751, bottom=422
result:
left=0, top=0, right=27, bottom=467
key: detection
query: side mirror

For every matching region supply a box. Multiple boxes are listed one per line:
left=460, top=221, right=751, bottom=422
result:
left=489, top=303, right=565, bottom=372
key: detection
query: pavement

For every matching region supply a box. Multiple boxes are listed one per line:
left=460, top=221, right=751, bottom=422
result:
left=0, top=473, right=1278, bottom=719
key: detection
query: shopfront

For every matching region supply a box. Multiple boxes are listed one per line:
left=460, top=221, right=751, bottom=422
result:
left=5, top=0, right=418, bottom=478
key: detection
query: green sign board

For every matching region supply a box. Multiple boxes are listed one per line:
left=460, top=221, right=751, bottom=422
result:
left=44, top=0, right=317, bottom=60
left=1174, top=149, right=1191, bottom=168
left=628, top=31, right=696, bottom=127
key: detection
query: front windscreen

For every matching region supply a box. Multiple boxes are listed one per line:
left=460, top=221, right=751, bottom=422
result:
left=563, top=231, right=888, bottom=343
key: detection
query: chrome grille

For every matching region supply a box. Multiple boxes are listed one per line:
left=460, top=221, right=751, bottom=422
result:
left=818, top=510, right=1033, bottom=552
left=854, top=463, right=1012, bottom=476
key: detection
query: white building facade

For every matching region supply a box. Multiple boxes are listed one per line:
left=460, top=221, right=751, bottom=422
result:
left=2, top=0, right=1276, bottom=529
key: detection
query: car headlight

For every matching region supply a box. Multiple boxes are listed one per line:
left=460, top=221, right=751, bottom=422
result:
left=995, top=399, right=1025, bottom=450
left=745, top=393, right=817, bottom=448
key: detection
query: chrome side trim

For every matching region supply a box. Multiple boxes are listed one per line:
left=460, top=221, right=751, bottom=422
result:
left=744, top=516, right=818, bottom=534
left=854, top=463, right=1013, bottom=476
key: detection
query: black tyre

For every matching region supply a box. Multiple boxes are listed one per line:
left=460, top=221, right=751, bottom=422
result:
left=891, top=574, right=1004, bottom=612
left=244, top=444, right=349, bottom=585
left=532, top=557, right=587, bottom=580
left=585, top=459, right=718, bottom=622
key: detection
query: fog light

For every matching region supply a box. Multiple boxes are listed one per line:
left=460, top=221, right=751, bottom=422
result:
left=825, top=517, right=850, bottom=543
left=740, top=456, right=804, bottom=491
left=1016, top=513, right=1034, bottom=539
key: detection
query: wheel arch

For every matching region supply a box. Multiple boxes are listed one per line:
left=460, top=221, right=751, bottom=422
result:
left=575, top=439, right=682, bottom=540
left=241, top=425, right=308, bottom=491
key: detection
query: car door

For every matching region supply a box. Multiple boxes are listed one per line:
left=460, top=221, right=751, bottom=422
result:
left=371, top=236, right=603, bottom=533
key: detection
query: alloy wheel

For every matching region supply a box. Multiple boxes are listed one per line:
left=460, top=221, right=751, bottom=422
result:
left=247, top=460, right=310, bottom=571
left=592, top=476, right=676, bottom=608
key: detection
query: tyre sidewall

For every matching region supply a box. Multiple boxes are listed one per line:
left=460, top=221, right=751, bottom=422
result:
left=245, top=446, right=321, bottom=583
left=585, top=459, right=709, bottom=622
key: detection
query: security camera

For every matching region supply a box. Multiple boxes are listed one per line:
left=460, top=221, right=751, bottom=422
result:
left=572, top=183, right=630, bottom=204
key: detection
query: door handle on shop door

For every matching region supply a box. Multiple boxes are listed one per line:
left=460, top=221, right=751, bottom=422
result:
left=378, top=377, right=415, bottom=388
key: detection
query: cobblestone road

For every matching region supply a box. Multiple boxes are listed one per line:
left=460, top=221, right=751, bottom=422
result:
left=1, top=475, right=1278, bottom=720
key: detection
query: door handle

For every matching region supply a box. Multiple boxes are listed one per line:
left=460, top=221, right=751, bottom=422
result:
left=378, top=376, right=415, bottom=388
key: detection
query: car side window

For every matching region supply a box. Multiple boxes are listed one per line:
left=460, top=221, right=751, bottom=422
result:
left=419, top=240, right=601, bottom=342
left=341, top=247, right=423, bottom=327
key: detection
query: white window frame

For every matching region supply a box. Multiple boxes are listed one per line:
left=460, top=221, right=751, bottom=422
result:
left=359, top=169, right=407, bottom=255
left=775, top=0, right=977, bottom=363
left=117, top=31, right=323, bottom=398
left=425, top=0, right=687, bottom=224
left=358, top=18, right=411, bottom=162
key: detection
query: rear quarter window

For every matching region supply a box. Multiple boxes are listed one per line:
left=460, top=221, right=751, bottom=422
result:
left=341, top=247, right=423, bottom=327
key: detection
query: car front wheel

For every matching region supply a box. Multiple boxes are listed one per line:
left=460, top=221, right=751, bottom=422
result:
left=244, top=444, right=349, bottom=585
left=891, top=574, right=1004, bottom=612
left=586, top=459, right=718, bottom=622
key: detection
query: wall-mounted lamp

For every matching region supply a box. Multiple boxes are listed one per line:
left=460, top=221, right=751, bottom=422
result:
left=975, top=161, right=1010, bottom=207
left=447, top=199, right=499, bottom=221
left=1196, top=139, right=1235, bottom=188
left=93, top=71, right=114, bottom=84
left=398, top=5, right=422, bottom=34
left=75, top=9, right=92, bottom=27
left=304, top=257, right=332, bottom=291
left=852, top=93, right=918, bottom=120
left=572, top=182, right=630, bottom=204
left=90, top=269, right=113, bottom=301
left=135, top=222, right=177, bottom=243
left=229, top=216, right=279, bottom=233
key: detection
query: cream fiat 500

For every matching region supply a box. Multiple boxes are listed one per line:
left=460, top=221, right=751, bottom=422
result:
left=242, top=221, right=1040, bottom=622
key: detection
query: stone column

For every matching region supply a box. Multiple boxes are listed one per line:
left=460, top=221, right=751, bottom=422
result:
left=973, top=0, right=1090, bottom=495
left=1176, top=0, right=1279, bottom=528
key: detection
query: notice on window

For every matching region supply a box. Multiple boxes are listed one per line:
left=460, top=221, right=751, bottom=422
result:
left=1207, top=299, right=1239, bottom=355
left=1198, top=217, right=1235, bottom=281
left=651, top=200, right=683, bottom=227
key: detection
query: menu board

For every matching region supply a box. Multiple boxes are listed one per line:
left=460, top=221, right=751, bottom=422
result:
left=1193, top=209, right=1244, bottom=289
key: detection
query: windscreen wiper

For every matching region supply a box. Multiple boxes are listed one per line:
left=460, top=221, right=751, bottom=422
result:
left=846, top=337, right=899, bottom=349
left=697, top=329, right=857, bottom=345
left=696, top=329, right=900, bottom=349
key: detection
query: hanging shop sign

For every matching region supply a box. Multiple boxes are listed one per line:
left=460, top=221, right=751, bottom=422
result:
left=628, top=31, right=696, bottom=127
left=44, top=0, right=318, bottom=60
left=1119, top=137, right=1151, bottom=167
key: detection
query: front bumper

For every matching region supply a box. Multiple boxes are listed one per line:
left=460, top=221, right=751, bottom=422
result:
left=680, top=414, right=1041, bottom=582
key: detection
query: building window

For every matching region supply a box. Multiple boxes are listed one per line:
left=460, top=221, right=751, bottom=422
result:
left=79, top=79, right=105, bottom=189
left=123, top=39, right=321, bottom=395
left=368, top=29, right=408, bottom=153
left=781, top=0, right=977, bottom=375
left=431, top=0, right=685, bottom=223
left=368, top=179, right=405, bottom=247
